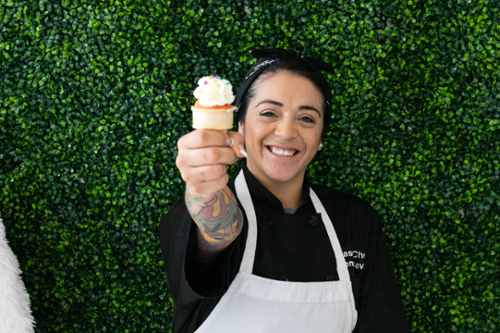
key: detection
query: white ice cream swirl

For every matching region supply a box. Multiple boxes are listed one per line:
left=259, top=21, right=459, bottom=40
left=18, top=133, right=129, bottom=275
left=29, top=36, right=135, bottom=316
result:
left=193, top=76, right=235, bottom=107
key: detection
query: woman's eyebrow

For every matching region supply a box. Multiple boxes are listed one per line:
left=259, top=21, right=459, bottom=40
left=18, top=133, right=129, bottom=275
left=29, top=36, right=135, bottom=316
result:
left=299, top=105, right=322, bottom=117
left=255, top=99, right=283, bottom=108
left=255, top=99, right=322, bottom=117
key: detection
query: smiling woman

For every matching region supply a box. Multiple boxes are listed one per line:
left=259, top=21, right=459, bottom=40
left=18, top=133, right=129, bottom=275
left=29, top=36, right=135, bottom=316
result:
left=159, top=49, right=411, bottom=333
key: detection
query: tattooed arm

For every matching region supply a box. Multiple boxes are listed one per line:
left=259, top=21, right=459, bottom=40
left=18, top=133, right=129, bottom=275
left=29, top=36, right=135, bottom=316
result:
left=185, top=185, right=244, bottom=261
left=176, top=129, right=245, bottom=261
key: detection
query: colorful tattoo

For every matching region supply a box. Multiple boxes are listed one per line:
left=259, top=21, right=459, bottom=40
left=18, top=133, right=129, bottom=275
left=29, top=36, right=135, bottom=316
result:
left=185, top=186, right=243, bottom=253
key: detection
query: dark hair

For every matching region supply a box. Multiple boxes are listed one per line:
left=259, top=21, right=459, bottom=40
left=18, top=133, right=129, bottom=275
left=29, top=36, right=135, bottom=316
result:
left=235, top=56, right=332, bottom=138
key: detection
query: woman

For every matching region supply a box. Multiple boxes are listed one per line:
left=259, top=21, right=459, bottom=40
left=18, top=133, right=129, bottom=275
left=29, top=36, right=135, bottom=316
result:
left=159, top=49, right=411, bottom=333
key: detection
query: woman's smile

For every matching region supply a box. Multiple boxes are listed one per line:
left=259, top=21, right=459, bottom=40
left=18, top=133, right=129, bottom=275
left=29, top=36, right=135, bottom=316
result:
left=267, top=145, right=299, bottom=157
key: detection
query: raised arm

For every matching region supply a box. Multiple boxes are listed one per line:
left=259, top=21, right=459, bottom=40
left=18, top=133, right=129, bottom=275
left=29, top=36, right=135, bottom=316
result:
left=185, top=186, right=243, bottom=259
left=176, top=129, right=245, bottom=261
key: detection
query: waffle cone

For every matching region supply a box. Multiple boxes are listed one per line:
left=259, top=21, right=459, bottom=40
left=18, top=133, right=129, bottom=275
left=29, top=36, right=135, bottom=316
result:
left=191, top=100, right=235, bottom=130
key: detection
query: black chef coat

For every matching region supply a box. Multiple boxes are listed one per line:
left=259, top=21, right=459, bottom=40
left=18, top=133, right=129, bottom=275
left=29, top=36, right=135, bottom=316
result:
left=159, top=164, right=411, bottom=333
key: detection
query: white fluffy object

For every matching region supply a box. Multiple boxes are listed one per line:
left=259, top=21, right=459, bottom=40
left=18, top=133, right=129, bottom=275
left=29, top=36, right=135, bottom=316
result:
left=0, top=217, right=35, bottom=333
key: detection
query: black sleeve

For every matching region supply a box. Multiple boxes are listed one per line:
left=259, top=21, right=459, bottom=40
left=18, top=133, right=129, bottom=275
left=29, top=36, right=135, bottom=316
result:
left=158, top=197, right=242, bottom=333
left=158, top=198, right=205, bottom=307
left=354, top=211, right=411, bottom=333
left=159, top=197, right=242, bottom=297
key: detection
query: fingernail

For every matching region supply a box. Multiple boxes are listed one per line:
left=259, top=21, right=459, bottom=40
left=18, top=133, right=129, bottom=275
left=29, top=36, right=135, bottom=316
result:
left=239, top=144, right=247, bottom=158
left=227, top=137, right=234, bottom=147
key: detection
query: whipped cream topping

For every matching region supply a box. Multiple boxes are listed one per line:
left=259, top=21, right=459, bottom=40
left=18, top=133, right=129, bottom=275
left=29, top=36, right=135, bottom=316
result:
left=193, top=75, right=235, bottom=107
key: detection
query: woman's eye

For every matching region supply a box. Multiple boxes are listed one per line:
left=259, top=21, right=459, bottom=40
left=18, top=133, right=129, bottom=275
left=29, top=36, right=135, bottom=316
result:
left=300, top=116, right=316, bottom=124
left=260, top=111, right=276, bottom=118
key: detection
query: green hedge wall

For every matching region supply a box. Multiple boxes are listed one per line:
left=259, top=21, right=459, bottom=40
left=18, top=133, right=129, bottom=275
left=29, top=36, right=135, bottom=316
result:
left=1, top=0, right=499, bottom=332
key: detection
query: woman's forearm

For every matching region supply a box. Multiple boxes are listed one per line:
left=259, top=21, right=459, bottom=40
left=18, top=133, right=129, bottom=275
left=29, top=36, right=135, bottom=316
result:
left=185, top=186, right=244, bottom=258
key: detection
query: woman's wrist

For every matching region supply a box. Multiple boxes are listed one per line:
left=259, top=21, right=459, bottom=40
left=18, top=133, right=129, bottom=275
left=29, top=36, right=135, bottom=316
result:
left=185, top=186, right=217, bottom=206
left=185, top=186, right=244, bottom=255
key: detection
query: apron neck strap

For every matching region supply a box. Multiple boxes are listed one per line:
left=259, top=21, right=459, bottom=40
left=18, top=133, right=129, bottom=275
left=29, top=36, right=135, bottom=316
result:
left=308, top=189, right=350, bottom=281
left=235, top=171, right=258, bottom=273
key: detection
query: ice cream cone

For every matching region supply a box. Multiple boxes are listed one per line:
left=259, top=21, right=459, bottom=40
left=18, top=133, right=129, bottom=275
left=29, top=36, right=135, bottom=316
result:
left=191, top=100, right=235, bottom=130
left=191, top=75, right=235, bottom=130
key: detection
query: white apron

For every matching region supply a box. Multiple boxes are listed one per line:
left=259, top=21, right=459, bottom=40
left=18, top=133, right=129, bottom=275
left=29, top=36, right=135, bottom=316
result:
left=195, top=171, right=358, bottom=333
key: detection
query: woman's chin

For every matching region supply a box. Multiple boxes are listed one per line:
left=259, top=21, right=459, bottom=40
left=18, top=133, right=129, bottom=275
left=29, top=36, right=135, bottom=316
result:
left=261, top=166, right=303, bottom=184
left=246, top=152, right=308, bottom=185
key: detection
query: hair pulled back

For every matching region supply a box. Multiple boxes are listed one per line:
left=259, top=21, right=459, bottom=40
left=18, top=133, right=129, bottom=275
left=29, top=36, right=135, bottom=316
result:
left=235, top=50, right=334, bottom=138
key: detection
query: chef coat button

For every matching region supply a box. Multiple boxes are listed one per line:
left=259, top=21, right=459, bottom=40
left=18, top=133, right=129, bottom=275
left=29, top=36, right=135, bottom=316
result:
left=308, top=215, right=318, bottom=226
left=325, top=275, right=334, bottom=281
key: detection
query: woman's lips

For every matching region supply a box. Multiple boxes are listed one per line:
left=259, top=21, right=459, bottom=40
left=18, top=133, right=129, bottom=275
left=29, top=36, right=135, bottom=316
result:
left=267, top=146, right=299, bottom=157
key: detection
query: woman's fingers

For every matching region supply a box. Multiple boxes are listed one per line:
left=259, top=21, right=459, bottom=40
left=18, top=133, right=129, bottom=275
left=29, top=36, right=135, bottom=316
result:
left=181, top=164, right=228, bottom=183
left=177, top=145, right=237, bottom=168
left=227, top=131, right=246, bottom=158
left=179, top=129, right=231, bottom=150
left=186, top=173, right=229, bottom=198
left=177, top=130, right=243, bottom=168
left=176, top=129, right=244, bottom=199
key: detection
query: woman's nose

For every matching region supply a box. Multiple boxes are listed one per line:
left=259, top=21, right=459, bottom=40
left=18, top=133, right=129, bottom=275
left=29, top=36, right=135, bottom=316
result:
left=274, top=117, right=296, bottom=139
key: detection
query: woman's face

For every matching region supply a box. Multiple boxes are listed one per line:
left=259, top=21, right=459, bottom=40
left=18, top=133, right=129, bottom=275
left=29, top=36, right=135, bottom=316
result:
left=238, top=71, right=323, bottom=187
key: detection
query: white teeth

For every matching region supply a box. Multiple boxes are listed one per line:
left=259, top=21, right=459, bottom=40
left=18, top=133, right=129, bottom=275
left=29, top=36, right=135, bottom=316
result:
left=271, top=147, right=295, bottom=157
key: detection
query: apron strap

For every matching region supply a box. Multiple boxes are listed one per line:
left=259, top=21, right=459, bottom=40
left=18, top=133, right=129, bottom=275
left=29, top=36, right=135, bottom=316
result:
left=235, top=171, right=258, bottom=273
left=309, top=189, right=350, bottom=281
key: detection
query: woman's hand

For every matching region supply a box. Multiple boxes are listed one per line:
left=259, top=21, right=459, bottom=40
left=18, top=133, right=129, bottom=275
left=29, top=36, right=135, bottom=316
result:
left=176, top=129, right=246, bottom=260
left=176, top=129, right=245, bottom=200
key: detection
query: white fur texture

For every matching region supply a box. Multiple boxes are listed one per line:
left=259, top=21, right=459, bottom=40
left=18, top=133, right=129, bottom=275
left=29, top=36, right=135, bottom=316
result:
left=0, top=217, right=35, bottom=333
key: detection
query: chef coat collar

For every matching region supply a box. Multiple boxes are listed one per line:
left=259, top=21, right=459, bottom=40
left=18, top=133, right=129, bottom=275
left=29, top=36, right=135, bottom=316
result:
left=241, top=162, right=311, bottom=213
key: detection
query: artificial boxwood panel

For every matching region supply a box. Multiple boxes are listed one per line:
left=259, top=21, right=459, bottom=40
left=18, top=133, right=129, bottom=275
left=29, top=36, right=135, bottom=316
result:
left=1, top=0, right=499, bottom=332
